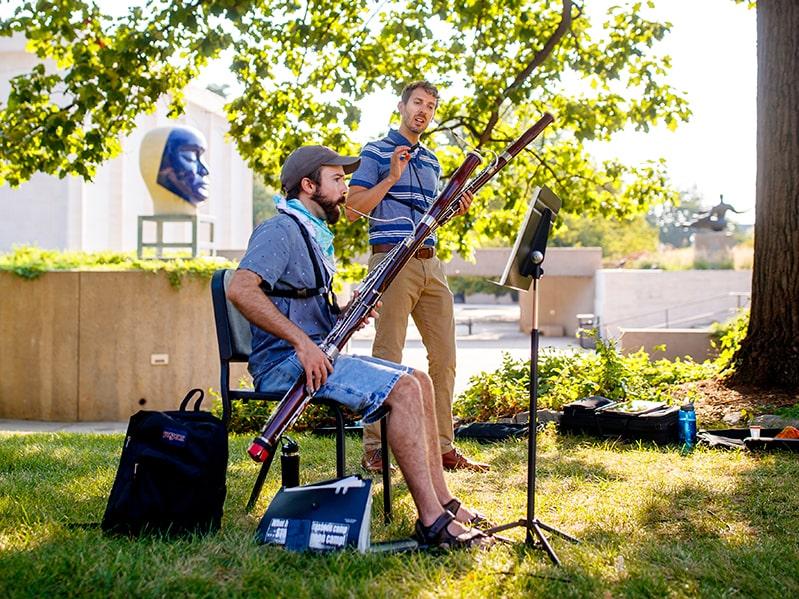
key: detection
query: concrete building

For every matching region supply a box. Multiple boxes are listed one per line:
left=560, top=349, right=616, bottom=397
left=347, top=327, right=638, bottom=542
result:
left=448, top=246, right=751, bottom=360
left=595, top=269, right=752, bottom=338
left=436, top=247, right=600, bottom=336
left=0, top=35, right=253, bottom=254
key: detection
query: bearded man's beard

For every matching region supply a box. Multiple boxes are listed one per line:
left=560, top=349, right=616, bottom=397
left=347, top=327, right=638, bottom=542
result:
left=312, top=190, right=344, bottom=224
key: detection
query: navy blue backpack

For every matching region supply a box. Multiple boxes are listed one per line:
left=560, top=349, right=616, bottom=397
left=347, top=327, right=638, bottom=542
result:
left=101, top=389, right=228, bottom=536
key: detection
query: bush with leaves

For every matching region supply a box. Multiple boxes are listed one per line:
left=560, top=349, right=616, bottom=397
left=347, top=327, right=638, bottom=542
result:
left=448, top=275, right=517, bottom=298
left=209, top=379, right=356, bottom=435
left=710, top=309, right=750, bottom=376
left=0, top=245, right=237, bottom=288
left=453, top=338, right=715, bottom=422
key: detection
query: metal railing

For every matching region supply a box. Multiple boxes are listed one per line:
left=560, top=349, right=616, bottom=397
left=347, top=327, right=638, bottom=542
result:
left=601, top=291, right=750, bottom=335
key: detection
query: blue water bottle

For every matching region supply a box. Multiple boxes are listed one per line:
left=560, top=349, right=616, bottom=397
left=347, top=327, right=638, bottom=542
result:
left=679, top=403, right=697, bottom=449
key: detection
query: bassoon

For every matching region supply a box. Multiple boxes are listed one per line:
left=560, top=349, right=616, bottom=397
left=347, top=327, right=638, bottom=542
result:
left=247, top=112, right=555, bottom=463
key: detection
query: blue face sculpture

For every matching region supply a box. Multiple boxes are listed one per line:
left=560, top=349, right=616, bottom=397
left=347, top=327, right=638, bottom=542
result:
left=156, top=128, right=209, bottom=205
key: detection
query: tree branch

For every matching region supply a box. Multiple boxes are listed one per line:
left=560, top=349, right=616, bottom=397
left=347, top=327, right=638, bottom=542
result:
left=528, top=148, right=569, bottom=191
left=477, top=0, right=573, bottom=146
left=428, top=117, right=481, bottom=141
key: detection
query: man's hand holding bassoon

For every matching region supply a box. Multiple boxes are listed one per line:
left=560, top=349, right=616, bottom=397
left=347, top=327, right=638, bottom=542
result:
left=294, top=337, right=333, bottom=394
left=455, top=189, right=474, bottom=216
left=341, top=291, right=381, bottom=331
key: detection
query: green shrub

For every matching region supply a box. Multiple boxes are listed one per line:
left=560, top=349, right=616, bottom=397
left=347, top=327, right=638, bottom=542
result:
left=209, top=378, right=356, bottom=434
left=0, top=245, right=237, bottom=288
left=448, top=275, right=517, bottom=299
left=775, top=404, right=799, bottom=419
left=453, top=338, right=714, bottom=422
left=710, top=309, right=749, bottom=375
left=693, top=258, right=734, bottom=270
left=453, top=352, right=531, bottom=422
left=218, top=399, right=344, bottom=435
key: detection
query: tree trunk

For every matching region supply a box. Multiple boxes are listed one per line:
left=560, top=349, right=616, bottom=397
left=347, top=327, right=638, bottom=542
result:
left=730, top=0, right=799, bottom=389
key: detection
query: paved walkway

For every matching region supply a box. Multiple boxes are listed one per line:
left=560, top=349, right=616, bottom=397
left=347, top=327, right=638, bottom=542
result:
left=0, top=304, right=581, bottom=434
left=349, top=303, right=580, bottom=398
left=0, top=420, right=129, bottom=434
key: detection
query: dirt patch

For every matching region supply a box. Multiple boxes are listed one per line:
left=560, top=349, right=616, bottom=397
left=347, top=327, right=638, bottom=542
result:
left=673, top=378, right=799, bottom=425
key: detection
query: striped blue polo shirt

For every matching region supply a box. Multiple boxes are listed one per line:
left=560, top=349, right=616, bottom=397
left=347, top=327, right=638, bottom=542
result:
left=350, top=129, right=441, bottom=247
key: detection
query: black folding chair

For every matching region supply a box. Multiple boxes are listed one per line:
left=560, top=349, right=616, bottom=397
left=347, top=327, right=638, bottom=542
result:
left=210, top=269, right=392, bottom=520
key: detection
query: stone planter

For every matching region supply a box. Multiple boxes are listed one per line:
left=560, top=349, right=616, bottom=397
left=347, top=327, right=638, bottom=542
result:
left=0, top=271, right=246, bottom=421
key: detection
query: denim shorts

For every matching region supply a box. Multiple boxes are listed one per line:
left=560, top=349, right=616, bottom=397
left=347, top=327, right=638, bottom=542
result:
left=254, top=353, right=412, bottom=424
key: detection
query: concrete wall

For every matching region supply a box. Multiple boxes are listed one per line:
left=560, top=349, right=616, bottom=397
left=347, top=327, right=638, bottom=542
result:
left=443, top=246, right=602, bottom=278
left=619, top=328, right=715, bottom=362
left=519, top=276, right=596, bottom=336
left=0, top=271, right=246, bottom=421
left=517, top=248, right=602, bottom=336
left=0, top=272, right=80, bottom=420
left=596, top=269, right=752, bottom=338
left=443, top=248, right=512, bottom=277
left=0, top=35, right=253, bottom=254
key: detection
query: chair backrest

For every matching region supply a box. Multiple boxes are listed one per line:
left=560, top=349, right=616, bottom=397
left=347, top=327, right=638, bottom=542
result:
left=211, top=269, right=253, bottom=363
left=211, top=268, right=284, bottom=425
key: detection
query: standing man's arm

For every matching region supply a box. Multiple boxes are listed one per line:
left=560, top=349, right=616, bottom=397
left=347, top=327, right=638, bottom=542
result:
left=227, top=269, right=333, bottom=392
left=345, top=145, right=412, bottom=222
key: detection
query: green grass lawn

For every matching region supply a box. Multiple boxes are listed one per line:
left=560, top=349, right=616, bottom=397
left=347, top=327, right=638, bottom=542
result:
left=1, top=429, right=797, bottom=598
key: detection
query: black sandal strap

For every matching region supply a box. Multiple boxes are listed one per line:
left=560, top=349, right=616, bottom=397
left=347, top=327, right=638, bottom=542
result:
left=443, top=498, right=495, bottom=530
left=414, top=511, right=455, bottom=545
left=443, top=498, right=461, bottom=516
left=427, top=511, right=455, bottom=539
left=415, top=511, right=493, bottom=550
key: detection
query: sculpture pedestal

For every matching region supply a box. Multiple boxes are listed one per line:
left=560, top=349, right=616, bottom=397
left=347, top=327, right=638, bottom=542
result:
left=694, top=231, right=735, bottom=267
left=137, top=214, right=216, bottom=259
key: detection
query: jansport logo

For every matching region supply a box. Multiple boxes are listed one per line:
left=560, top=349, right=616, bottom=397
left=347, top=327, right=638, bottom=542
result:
left=162, top=429, right=187, bottom=445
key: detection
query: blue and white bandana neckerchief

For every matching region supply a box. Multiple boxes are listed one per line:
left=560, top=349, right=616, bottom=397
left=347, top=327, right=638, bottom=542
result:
left=272, top=194, right=336, bottom=278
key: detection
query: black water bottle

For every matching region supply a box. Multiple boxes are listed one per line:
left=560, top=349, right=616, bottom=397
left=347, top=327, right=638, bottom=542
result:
left=280, top=436, right=300, bottom=488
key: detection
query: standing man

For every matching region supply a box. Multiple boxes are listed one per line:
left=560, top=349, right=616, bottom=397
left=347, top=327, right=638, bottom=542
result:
left=227, top=145, right=491, bottom=548
left=346, top=81, right=489, bottom=473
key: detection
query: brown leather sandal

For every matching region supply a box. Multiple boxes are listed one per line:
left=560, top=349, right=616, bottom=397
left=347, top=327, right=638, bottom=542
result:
left=413, top=511, right=491, bottom=550
left=443, top=498, right=495, bottom=530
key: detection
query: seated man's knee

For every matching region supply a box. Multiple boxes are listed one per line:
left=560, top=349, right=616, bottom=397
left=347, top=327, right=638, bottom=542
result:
left=412, top=369, right=433, bottom=388
left=412, top=369, right=434, bottom=399
left=385, top=373, right=422, bottom=410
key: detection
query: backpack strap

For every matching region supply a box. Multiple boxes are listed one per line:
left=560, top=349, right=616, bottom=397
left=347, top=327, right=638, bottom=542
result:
left=261, top=211, right=340, bottom=313
left=179, top=388, right=205, bottom=412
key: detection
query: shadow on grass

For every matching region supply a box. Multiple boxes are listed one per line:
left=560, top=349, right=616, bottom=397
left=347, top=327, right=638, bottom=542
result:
left=571, top=449, right=799, bottom=597
left=462, top=436, right=626, bottom=484
left=2, top=432, right=798, bottom=597
left=0, top=525, right=488, bottom=597
left=1, top=433, right=488, bottom=597
left=552, top=430, right=683, bottom=455
left=439, top=432, right=799, bottom=597
left=632, top=452, right=799, bottom=597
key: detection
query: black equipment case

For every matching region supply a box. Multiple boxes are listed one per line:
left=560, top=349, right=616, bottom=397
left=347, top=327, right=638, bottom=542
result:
left=595, top=403, right=679, bottom=444
left=698, top=428, right=799, bottom=452
left=560, top=397, right=679, bottom=444
left=559, top=396, right=615, bottom=435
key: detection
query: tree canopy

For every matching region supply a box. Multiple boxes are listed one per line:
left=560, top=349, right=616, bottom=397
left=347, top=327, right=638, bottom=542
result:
left=0, top=0, right=690, bottom=260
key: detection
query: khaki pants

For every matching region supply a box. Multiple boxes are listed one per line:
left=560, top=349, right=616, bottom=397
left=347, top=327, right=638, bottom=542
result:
left=363, top=252, right=456, bottom=454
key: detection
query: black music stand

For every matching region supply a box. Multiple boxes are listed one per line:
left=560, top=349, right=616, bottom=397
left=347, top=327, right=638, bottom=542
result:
left=486, top=186, right=579, bottom=565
